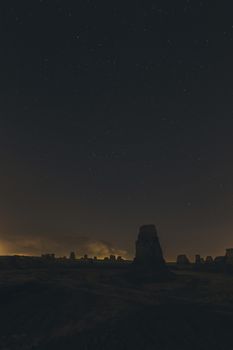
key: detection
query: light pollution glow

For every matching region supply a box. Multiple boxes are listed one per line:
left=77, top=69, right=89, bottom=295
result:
left=0, top=237, right=130, bottom=260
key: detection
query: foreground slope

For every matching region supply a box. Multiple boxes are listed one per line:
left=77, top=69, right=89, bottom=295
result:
left=0, top=268, right=233, bottom=349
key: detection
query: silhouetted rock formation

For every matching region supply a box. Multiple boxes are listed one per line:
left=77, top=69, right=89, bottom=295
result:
left=195, top=255, right=205, bottom=267
left=130, top=225, right=172, bottom=283
left=205, top=256, right=213, bottom=264
left=41, top=253, right=55, bottom=260
left=117, top=256, right=123, bottom=262
left=214, top=256, right=225, bottom=264
left=134, top=225, right=165, bottom=269
left=225, top=249, right=233, bottom=264
left=176, top=254, right=190, bottom=265
left=69, top=252, right=76, bottom=260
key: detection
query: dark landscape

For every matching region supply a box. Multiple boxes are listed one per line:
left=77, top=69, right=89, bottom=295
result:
left=1, top=1, right=233, bottom=349
left=2, top=266, right=233, bottom=349
left=1, top=225, right=233, bottom=349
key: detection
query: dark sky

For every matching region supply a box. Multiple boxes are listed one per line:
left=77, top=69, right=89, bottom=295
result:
left=1, top=0, right=233, bottom=260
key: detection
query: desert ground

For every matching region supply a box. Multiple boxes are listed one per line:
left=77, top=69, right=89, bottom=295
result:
left=0, top=267, right=233, bottom=349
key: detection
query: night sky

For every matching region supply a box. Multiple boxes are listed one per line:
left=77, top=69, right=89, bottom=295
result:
left=1, top=1, right=233, bottom=260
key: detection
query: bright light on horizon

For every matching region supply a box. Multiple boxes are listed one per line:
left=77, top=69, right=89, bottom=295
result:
left=0, top=244, right=6, bottom=255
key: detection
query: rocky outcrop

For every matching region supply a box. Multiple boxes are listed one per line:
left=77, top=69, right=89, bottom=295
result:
left=176, top=254, right=190, bottom=265
left=225, top=249, right=233, bottom=264
left=205, top=256, right=213, bottom=264
left=134, top=225, right=165, bottom=268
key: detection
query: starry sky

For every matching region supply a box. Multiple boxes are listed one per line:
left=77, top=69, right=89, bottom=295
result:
left=1, top=1, right=233, bottom=260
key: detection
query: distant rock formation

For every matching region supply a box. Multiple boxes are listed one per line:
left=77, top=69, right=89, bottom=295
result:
left=195, top=254, right=205, bottom=265
left=214, top=256, right=225, bottom=264
left=134, top=225, right=165, bottom=269
left=41, top=253, right=55, bottom=260
left=205, top=256, right=213, bottom=264
left=195, top=254, right=201, bottom=264
left=225, top=249, right=233, bottom=264
left=69, top=252, right=76, bottom=260
left=176, top=254, right=190, bottom=265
